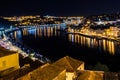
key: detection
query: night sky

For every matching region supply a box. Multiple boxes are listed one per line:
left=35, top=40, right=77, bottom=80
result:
left=0, top=0, right=120, bottom=16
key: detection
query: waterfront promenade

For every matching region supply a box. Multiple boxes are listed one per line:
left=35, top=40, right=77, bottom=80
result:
left=67, top=31, right=120, bottom=42
left=0, top=28, right=50, bottom=63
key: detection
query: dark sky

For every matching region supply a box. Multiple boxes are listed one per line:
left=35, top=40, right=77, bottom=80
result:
left=0, top=0, right=120, bottom=16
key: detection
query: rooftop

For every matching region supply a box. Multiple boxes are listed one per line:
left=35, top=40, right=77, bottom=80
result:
left=17, top=56, right=84, bottom=80
left=53, top=56, right=84, bottom=72
left=18, top=61, right=66, bottom=80
left=0, top=46, right=17, bottom=57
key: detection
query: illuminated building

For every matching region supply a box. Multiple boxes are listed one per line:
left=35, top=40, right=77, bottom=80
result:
left=0, top=47, right=20, bottom=76
left=17, top=56, right=84, bottom=80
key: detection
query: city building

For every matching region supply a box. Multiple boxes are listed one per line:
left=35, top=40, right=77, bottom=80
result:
left=0, top=47, right=20, bottom=76
left=17, top=56, right=84, bottom=80
left=1, top=54, right=120, bottom=80
left=64, top=17, right=84, bottom=26
left=53, top=56, right=84, bottom=80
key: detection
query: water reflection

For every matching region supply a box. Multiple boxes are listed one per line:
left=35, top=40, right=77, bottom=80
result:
left=22, top=25, right=63, bottom=38
left=14, top=30, right=22, bottom=42
left=68, top=34, right=116, bottom=55
left=10, top=25, right=120, bottom=71
left=22, top=28, right=28, bottom=36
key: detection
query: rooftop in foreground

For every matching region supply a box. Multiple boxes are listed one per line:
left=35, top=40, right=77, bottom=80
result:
left=0, top=46, right=17, bottom=57
left=17, top=56, right=84, bottom=80
left=53, top=56, right=84, bottom=72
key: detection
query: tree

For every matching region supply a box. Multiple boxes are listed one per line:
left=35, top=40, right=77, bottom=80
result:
left=94, top=62, right=109, bottom=71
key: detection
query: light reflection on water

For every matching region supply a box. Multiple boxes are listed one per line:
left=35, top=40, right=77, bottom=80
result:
left=68, top=34, right=116, bottom=55
left=22, top=26, right=62, bottom=38
left=14, top=30, right=22, bottom=42
left=11, top=25, right=120, bottom=71
left=13, top=26, right=120, bottom=56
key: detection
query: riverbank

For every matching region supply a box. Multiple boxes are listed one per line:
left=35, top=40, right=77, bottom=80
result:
left=67, top=31, right=120, bottom=42
left=0, top=28, right=50, bottom=63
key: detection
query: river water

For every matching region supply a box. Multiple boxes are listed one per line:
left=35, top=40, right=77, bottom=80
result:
left=10, top=25, right=120, bottom=72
